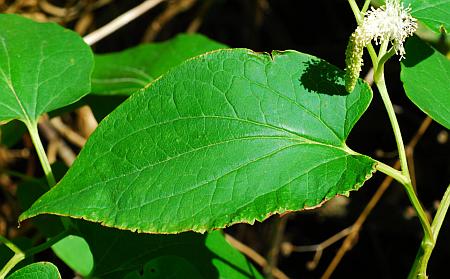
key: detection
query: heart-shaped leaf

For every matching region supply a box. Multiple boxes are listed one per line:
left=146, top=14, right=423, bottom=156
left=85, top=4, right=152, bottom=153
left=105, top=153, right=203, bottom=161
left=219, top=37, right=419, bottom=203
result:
left=92, top=34, right=226, bottom=96
left=401, top=36, right=450, bottom=129
left=21, top=49, right=375, bottom=233
left=0, top=14, right=93, bottom=124
left=7, top=262, right=60, bottom=279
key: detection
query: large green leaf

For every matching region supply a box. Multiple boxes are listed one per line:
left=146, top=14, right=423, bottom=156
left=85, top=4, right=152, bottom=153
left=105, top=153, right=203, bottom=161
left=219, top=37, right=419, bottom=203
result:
left=75, top=222, right=261, bottom=279
left=0, top=14, right=93, bottom=123
left=21, top=49, right=375, bottom=233
left=404, top=0, right=450, bottom=33
left=401, top=36, right=450, bottom=129
left=7, top=262, right=60, bottom=279
left=92, top=34, right=226, bottom=96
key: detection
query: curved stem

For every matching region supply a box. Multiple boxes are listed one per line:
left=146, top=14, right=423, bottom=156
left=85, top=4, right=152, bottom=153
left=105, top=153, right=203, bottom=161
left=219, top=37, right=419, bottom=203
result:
left=410, top=184, right=450, bottom=278
left=431, top=184, right=450, bottom=240
left=0, top=236, right=23, bottom=255
left=25, top=230, right=70, bottom=257
left=374, top=74, right=410, bottom=180
left=0, top=236, right=25, bottom=279
left=0, top=253, right=25, bottom=279
left=25, top=121, right=56, bottom=187
left=347, top=0, right=363, bottom=23
left=0, top=230, right=70, bottom=278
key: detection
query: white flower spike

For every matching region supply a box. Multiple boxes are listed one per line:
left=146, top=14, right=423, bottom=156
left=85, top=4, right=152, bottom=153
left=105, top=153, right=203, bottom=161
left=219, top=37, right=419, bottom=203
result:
left=345, top=0, right=418, bottom=92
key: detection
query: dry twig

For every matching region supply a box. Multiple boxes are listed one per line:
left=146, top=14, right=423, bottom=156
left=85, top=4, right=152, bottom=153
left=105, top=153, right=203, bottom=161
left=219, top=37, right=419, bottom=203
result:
left=142, top=0, right=197, bottom=42
left=83, top=0, right=167, bottom=45
left=225, top=233, right=290, bottom=279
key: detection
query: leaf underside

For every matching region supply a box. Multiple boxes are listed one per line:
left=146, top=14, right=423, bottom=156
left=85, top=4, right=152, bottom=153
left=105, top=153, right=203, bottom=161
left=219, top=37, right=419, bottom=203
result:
left=21, top=49, right=376, bottom=233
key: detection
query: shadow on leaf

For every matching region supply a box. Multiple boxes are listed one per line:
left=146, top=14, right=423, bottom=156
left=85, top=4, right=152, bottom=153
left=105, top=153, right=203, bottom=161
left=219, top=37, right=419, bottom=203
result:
left=300, top=59, right=348, bottom=96
left=402, top=36, right=434, bottom=68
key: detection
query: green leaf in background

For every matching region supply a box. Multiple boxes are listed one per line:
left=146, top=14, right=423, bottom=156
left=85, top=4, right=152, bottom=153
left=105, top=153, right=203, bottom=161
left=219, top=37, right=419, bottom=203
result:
left=0, top=14, right=93, bottom=124
left=404, top=0, right=450, bottom=33
left=401, top=36, right=450, bottom=129
left=7, top=262, right=60, bottom=279
left=92, top=34, right=226, bottom=96
left=75, top=222, right=261, bottom=279
left=51, top=235, right=93, bottom=277
left=21, top=49, right=375, bottom=233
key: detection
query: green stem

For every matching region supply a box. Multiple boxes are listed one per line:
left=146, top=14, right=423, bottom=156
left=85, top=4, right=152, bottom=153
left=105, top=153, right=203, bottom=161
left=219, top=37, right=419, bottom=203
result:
left=361, top=0, right=371, bottom=13
left=0, top=253, right=25, bottom=279
left=0, top=236, right=23, bottom=255
left=410, top=184, right=450, bottom=278
left=0, top=230, right=69, bottom=278
left=24, top=230, right=69, bottom=257
left=25, top=121, right=56, bottom=187
left=0, top=236, right=25, bottom=279
left=374, top=74, right=410, bottom=180
left=431, top=184, right=450, bottom=240
left=347, top=0, right=363, bottom=23
left=375, top=68, right=434, bottom=279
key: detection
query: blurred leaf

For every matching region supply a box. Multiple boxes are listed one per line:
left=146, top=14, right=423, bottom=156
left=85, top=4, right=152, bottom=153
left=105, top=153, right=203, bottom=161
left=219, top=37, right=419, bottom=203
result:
left=401, top=36, right=450, bottom=129
left=91, top=34, right=226, bottom=96
left=22, top=49, right=375, bottom=233
left=51, top=235, right=93, bottom=276
left=404, top=0, right=450, bottom=33
left=0, top=14, right=93, bottom=124
left=7, top=262, right=60, bottom=279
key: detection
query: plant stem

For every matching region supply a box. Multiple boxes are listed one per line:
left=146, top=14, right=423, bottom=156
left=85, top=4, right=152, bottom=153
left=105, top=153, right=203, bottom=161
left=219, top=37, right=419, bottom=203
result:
left=25, top=121, right=56, bottom=187
left=0, top=253, right=25, bottom=279
left=410, top=184, right=450, bottom=278
left=0, top=236, right=25, bottom=279
left=375, top=70, right=435, bottom=279
left=0, top=230, right=69, bottom=278
left=431, top=184, right=450, bottom=240
left=374, top=74, right=410, bottom=180
left=347, top=0, right=363, bottom=23
left=25, top=230, right=69, bottom=257
left=361, top=0, right=371, bottom=13
left=0, top=236, right=23, bottom=255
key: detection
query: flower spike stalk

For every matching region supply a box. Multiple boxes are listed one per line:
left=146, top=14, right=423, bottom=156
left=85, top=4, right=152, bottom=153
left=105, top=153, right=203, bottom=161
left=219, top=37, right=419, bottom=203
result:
left=345, top=0, right=417, bottom=92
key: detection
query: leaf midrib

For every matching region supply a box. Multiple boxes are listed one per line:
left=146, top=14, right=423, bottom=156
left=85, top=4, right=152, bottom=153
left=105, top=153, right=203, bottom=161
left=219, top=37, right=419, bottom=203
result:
left=0, top=36, right=32, bottom=124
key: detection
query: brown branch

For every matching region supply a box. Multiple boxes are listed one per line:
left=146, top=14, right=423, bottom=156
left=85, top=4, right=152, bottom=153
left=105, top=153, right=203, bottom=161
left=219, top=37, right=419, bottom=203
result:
left=265, top=217, right=288, bottom=278
left=225, top=233, right=290, bottom=279
left=75, top=106, right=98, bottom=138
left=142, top=0, right=197, bottom=42
left=282, top=226, right=353, bottom=271
left=186, top=0, right=212, bottom=33
left=38, top=119, right=76, bottom=167
left=321, top=116, right=433, bottom=279
left=49, top=117, right=86, bottom=148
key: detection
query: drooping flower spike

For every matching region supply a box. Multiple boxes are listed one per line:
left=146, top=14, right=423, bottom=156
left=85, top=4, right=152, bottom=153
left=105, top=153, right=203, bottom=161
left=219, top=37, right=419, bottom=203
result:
left=345, top=0, right=418, bottom=92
